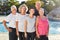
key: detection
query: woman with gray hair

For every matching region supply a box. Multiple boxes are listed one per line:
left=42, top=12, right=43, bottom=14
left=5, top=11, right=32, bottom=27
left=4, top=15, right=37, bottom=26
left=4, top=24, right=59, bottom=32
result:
left=16, top=4, right=28, bottom=40
left=36, top=8, right=49, bottom=40
left=3, top=5, right=19, bottom=40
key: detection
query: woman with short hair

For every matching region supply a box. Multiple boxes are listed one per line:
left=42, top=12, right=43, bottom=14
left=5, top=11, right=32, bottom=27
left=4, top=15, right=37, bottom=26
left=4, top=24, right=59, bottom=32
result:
left=3, top=5, right=18, bottom=40
left=36, top=8, right=49, bottom=40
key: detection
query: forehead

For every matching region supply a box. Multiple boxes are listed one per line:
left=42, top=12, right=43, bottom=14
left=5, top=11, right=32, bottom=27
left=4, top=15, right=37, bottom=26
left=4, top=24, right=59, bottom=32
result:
left=39, top=9, right=44, bottom=12
left=12, top=7, right=17, bottom=10
left=36, top=2, right=40, bottom=5
left=21, top=6, right=26, bottom=8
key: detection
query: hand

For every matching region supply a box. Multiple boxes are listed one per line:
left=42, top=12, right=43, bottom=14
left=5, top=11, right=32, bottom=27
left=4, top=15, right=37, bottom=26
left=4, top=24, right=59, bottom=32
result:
left=36, top=33, right=40, bottom=38
left=46, top=34, right=48, bottom=37
left=16, top=32, right=19, bottom=36
left=24, top=33, right=27, bottom=38
left=7, top=28, right=12, bottom=32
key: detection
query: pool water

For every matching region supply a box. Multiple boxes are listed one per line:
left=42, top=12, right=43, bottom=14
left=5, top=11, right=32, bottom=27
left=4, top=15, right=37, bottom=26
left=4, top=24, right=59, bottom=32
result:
left=0, top=21, right=60, bottom=34
left=0, top=23, right=7, bottom=32
left=49, top=21, right=60, bottom=34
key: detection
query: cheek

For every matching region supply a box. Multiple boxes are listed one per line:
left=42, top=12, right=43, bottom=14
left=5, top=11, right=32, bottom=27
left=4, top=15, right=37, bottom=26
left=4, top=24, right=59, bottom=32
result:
left=13, top=11, right=16, bottom=13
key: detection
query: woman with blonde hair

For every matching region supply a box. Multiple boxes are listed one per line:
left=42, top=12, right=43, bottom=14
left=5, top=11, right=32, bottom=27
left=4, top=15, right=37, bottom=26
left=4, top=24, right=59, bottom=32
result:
left=3, top=5, right=18, bottom=40
left=16, top=4, right=28, bottom=40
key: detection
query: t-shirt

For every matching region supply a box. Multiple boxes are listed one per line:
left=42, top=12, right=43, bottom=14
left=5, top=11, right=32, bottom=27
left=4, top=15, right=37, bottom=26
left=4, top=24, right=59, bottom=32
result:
left=26, top=16, right=36, bottom=33
left=16, top=14, right=27, bottom=32
left=5, top=13, right=19, bottom=28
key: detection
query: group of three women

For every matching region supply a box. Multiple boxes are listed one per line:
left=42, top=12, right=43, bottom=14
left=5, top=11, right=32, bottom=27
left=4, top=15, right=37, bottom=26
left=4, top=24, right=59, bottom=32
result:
left=3, top=1, right=49, bottom=40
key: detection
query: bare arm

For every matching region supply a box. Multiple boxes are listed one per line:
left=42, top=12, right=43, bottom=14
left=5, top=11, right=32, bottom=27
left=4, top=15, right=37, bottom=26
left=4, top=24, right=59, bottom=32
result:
left=46, top=25, right=49, bottom=36
left=16, top=21, right=18, bottom=32
left=16, top=21, right=19, bottom=36
left=36, top=17, right=40, bottom=38
left=36, top=17, right=38, bottom=34
left=3, top=20, right=12, bottom=32
left=3, top=20, right=8, bottom=29
left=24, top=20, right=27, bottom=33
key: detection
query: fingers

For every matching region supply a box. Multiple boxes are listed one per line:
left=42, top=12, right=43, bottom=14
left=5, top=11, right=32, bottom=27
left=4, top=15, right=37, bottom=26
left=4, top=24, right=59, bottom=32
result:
left=25, top=33, right=27, bottom=38
left=7, top=28, right=12, bottom=32
left=16, top=32, right=19, bottom=36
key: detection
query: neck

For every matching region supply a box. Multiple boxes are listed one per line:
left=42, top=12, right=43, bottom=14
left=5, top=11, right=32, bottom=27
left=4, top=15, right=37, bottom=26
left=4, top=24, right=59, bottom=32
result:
left=29, top=14, right=33, bottom=18
left=36, top=8, right=40, bottom=11
left=12, top=13, right=16, bottom=15
left=21, top=12, right=26, bottom=15
left=40, top=15, right=44, bottom=18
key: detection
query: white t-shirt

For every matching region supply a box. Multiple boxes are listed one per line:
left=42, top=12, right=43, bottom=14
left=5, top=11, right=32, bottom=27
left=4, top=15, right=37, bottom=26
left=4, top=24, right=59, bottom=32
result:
left=5, top=13, right=19, bottom=28
left=26, top=16, right=36, bottom=33
left=16, top=14, right=27, bottom=32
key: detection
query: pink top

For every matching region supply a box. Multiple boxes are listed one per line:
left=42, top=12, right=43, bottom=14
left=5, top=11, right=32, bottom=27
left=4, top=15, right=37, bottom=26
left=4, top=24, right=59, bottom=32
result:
left=37, top=16, right=49, bottom=35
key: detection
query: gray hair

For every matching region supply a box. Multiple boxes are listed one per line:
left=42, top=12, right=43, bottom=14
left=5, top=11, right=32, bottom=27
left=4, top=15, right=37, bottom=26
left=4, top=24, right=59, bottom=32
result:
left=11, top=5, right=17, bottom=11
left=40, top=8, right=44, bottom=13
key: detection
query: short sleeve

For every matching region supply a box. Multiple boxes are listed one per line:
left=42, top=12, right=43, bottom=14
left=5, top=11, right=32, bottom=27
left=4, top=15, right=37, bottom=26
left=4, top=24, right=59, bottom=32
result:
left=15, top=14, right=19, bottom=21
left=4, top=15, right=10, bottom=22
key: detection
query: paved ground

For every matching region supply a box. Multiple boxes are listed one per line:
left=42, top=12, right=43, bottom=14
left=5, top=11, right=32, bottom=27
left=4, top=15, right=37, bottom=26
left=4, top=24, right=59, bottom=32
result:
left=0, top=16, right=6, bottom=22
left=0, top=33, right=60, bottom=40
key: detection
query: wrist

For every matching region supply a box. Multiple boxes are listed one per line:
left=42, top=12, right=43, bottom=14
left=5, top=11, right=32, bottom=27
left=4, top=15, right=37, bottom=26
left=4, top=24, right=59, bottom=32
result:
left=25, top=32, right=27, bottom=34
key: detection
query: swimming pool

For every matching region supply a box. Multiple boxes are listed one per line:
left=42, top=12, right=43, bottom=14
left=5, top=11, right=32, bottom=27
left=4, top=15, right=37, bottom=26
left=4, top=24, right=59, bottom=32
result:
left=0, top=21, right=60, bottom=34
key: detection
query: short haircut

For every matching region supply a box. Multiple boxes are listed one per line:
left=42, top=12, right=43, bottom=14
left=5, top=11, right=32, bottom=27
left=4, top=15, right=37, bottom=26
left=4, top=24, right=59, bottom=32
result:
left=11, top=5, right=17, bottom=11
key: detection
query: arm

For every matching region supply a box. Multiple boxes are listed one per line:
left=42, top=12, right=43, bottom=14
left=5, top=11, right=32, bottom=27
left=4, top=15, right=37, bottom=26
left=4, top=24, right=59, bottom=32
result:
left=16, top=21, right=19, bottom=36
left=24, top=20, right=27, bottom=34
left=36, top=17, right=38, bottom=35
left=46, top=18, right=49, bottom=37
left=46, top=25, right=49, bottom=37
left=24, top=20, right=27, bottom=38
left=3, top=20, right=8, bottom=29
left=3, top=20, right=12, bottom=32
left=36, top=17, right=40, bottom=38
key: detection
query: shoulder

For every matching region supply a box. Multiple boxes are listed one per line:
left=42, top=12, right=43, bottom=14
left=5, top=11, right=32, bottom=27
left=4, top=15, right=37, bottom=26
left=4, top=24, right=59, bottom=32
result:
left=16, top=13, right=19, bottom=15
left=7, top=13, right=12, bottom=17
left=44, top=16, right=48, bottom=19
left=37, top=16, right=40, bottom=18
left=44, top=16, right=49, bottom=21
left=25, top=15, right=29, bottom=19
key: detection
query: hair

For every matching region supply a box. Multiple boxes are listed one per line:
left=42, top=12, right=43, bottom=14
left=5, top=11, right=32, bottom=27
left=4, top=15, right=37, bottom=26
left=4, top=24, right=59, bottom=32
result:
left=11, top=5, right=17, bottom=11
left=29, top=7, right=35, bottom=10
left=18, top=4, right=28, bottom=12
left=39, top=8, right=44, bottom=13
left=35, top=1, right=41, bottom=7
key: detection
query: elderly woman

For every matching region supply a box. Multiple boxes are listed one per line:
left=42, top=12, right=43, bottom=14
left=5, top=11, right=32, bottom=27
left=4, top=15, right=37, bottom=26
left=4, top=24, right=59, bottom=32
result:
left=16, top=4, right=28, bottom=40
left=36, top=8, right=49, bottom=40
left=3, top=5, right=19, bottom=40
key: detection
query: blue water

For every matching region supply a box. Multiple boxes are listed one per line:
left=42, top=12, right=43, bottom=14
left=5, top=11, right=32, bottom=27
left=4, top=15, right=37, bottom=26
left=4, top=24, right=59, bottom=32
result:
left=0, top=21, right=60, bottom=34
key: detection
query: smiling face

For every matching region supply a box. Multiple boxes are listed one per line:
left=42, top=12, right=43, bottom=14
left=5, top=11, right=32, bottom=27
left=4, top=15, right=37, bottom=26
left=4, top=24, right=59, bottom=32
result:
left=11, top=7, right=17, bottom=14
left=29, top=8, right=35, bottom=15
left=39, top=8, right=44, bottom=16
left=21, top=6, right=26, bottom=14
left=35, top=1, right=41, bottom=10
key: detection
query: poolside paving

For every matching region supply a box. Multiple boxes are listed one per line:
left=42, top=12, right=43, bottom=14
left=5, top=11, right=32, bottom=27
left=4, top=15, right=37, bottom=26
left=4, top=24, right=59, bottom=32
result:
left=0, top=33, right=60, bottom=40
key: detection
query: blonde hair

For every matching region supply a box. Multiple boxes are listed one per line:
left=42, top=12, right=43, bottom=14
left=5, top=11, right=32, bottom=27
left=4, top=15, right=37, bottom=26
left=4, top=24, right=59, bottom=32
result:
left=18, top=4, right=28, bottom=12
left=35, top=1, right=42, bottom=7
left=11, top=5, right=17, bottom=11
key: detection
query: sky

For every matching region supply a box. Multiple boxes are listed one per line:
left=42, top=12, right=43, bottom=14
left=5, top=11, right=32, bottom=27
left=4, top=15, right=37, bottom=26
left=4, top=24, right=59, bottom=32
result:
left=17, top=0, right=27, bottom=3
